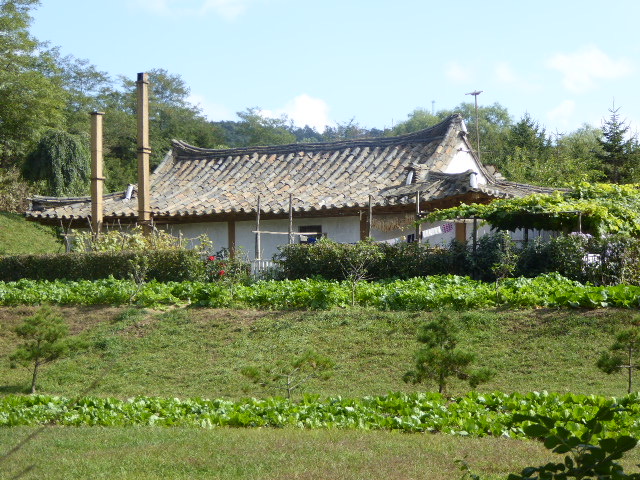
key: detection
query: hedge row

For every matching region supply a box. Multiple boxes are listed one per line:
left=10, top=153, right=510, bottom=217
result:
left=0, top=250, right=206, bottom=282
left=275, top=233, right=640, bottom=286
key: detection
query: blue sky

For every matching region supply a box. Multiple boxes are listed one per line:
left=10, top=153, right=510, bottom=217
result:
left=31, top=0, right=640, bottom=136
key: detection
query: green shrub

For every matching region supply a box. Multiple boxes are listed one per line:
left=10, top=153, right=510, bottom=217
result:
left=204, top=248, right=251, bottom=283
left=0, top=250, right=206, bottom=282
left=591, top=235, right=640, bottom=286
left=275, top=233, right=640, bottom=286
left=516, top=237, right=554, bottom=278
left=276, top=240, right=471, bottom=281
left=549, top=233, right=592, bottom=283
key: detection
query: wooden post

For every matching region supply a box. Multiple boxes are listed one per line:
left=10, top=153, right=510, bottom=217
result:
left=288, top=193, right=293, bottom=245
left=415, top=191, right=421, bottom=242
left=368, top=194, right=373, bottom=239
left=578, top=212, right=582, bottom=233
left=455, top=222, right=467, bottom=243
left=136, top=72, right=152, bottom=235
left=628, top=347, right=633, bottom=394
left=472, top=217, right=478, bottom=254
left=227, top=220, right=236, bottom=258
left=255, top=196, right=261, bottom=260
left=90, top=111, right=105, bottom=237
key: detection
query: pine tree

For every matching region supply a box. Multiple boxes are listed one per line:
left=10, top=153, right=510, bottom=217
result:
left=9, top=306, right=73, bottom=393
left=597, top=105, right=638, bottom=184
left=403, top=314, right=495, bottom=394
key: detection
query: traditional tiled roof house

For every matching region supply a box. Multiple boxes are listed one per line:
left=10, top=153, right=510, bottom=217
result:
left=26, top=114, right=553, bottom=259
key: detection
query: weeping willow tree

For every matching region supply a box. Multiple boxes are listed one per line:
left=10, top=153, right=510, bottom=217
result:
left=23, top=129, right=90, bottom=196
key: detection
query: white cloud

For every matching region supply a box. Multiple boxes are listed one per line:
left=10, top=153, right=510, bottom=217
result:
left=546, top=46, right=633, bottom=94
left=493, top=62, right=541, bottom=93
left=445, top=61, right=473, bottom=84
left=133, top=0, right=251, bottom=20
left=262, top=94, right=333, bottom=131
left=188, top=93, right=234, bottom=121
left=547, top=100, right=576, bottom=129
left=201, top=0, right=248, bottom=20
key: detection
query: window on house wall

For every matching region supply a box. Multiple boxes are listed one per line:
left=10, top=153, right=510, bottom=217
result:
left=299, top=225, right=323, bottom=244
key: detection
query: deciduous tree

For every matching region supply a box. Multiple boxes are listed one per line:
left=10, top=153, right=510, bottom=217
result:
left=0, top=0, right=66, bottom=167
left=22, top=129, right=90, bottom=196
left=235, top=108, right=296, bottom=146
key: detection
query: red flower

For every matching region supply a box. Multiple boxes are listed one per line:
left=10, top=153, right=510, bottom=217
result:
left=219, top=270, right=226, bottom=276
left=208, top=256, right=216, bottom=261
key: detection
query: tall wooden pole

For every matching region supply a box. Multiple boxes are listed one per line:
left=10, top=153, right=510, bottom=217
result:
left=90, top=111, right=105, bottom=237
left=368, top=194, right=373, bottom=239
left=415, top=191, right=421, bottom=242
left=255, top=196, right=262, bottom=260
left=288, top=193, right=294, bottom=244
left=137, top=73, right=152, bottom=235
left=472, top=217, right=478, bottom=254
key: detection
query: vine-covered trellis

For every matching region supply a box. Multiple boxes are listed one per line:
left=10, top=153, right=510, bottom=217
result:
left=422, top=183, right=640, bottom=237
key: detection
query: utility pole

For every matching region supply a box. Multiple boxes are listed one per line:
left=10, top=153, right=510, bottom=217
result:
left=466, top=90, right=483, bottom=161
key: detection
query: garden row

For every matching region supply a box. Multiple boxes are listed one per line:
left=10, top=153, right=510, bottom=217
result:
left=1, top=273, right=639, bottom=309
left=2, top=391, right=639, bottom=438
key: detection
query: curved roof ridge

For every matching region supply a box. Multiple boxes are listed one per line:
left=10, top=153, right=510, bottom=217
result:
left=172, top=114, right=463, bottom=158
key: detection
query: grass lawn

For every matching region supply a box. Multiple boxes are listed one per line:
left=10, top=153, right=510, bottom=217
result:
left=1, top=306, right=639, bottom=479
left=0, top=306, right=634, bottom=398
left=6, top=426, right=640, bottom=480
left=0, top=212, right=63, bottom=254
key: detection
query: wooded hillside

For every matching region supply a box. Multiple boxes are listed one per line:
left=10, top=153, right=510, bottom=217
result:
left=2, top=0, right=639, bottom=215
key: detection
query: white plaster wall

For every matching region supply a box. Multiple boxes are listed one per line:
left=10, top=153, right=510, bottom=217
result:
left=165, top=222, right=229, bottom=252
left=168, top=216, right=363, bottom=260
left=510, top=228, right=554, bottom=243
left=159, top=217, right=557, bottom=260
left=442, top=142, right=488, bottom=184
left=237, top=216, right=363, bottom=260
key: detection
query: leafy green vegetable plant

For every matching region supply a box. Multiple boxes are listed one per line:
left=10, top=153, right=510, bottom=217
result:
left=508, top=406, right=640, bottom=480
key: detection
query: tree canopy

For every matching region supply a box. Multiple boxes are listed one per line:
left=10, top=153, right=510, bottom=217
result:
left=0, top=0, right=66, bottom=167
left=22, top=129, right=90, bottom=196
left=2, top=0, right=640, bottom=207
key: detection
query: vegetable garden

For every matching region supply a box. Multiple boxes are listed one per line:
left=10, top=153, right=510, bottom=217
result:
left=1, top=273, right=640, bottom=309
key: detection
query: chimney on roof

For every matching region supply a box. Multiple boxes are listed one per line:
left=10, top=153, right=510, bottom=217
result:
left=90, top=111, right=105, bottom=236
left=469, top=171, right=478, bottom=189
left=136, top=72, right=152, bottom=234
